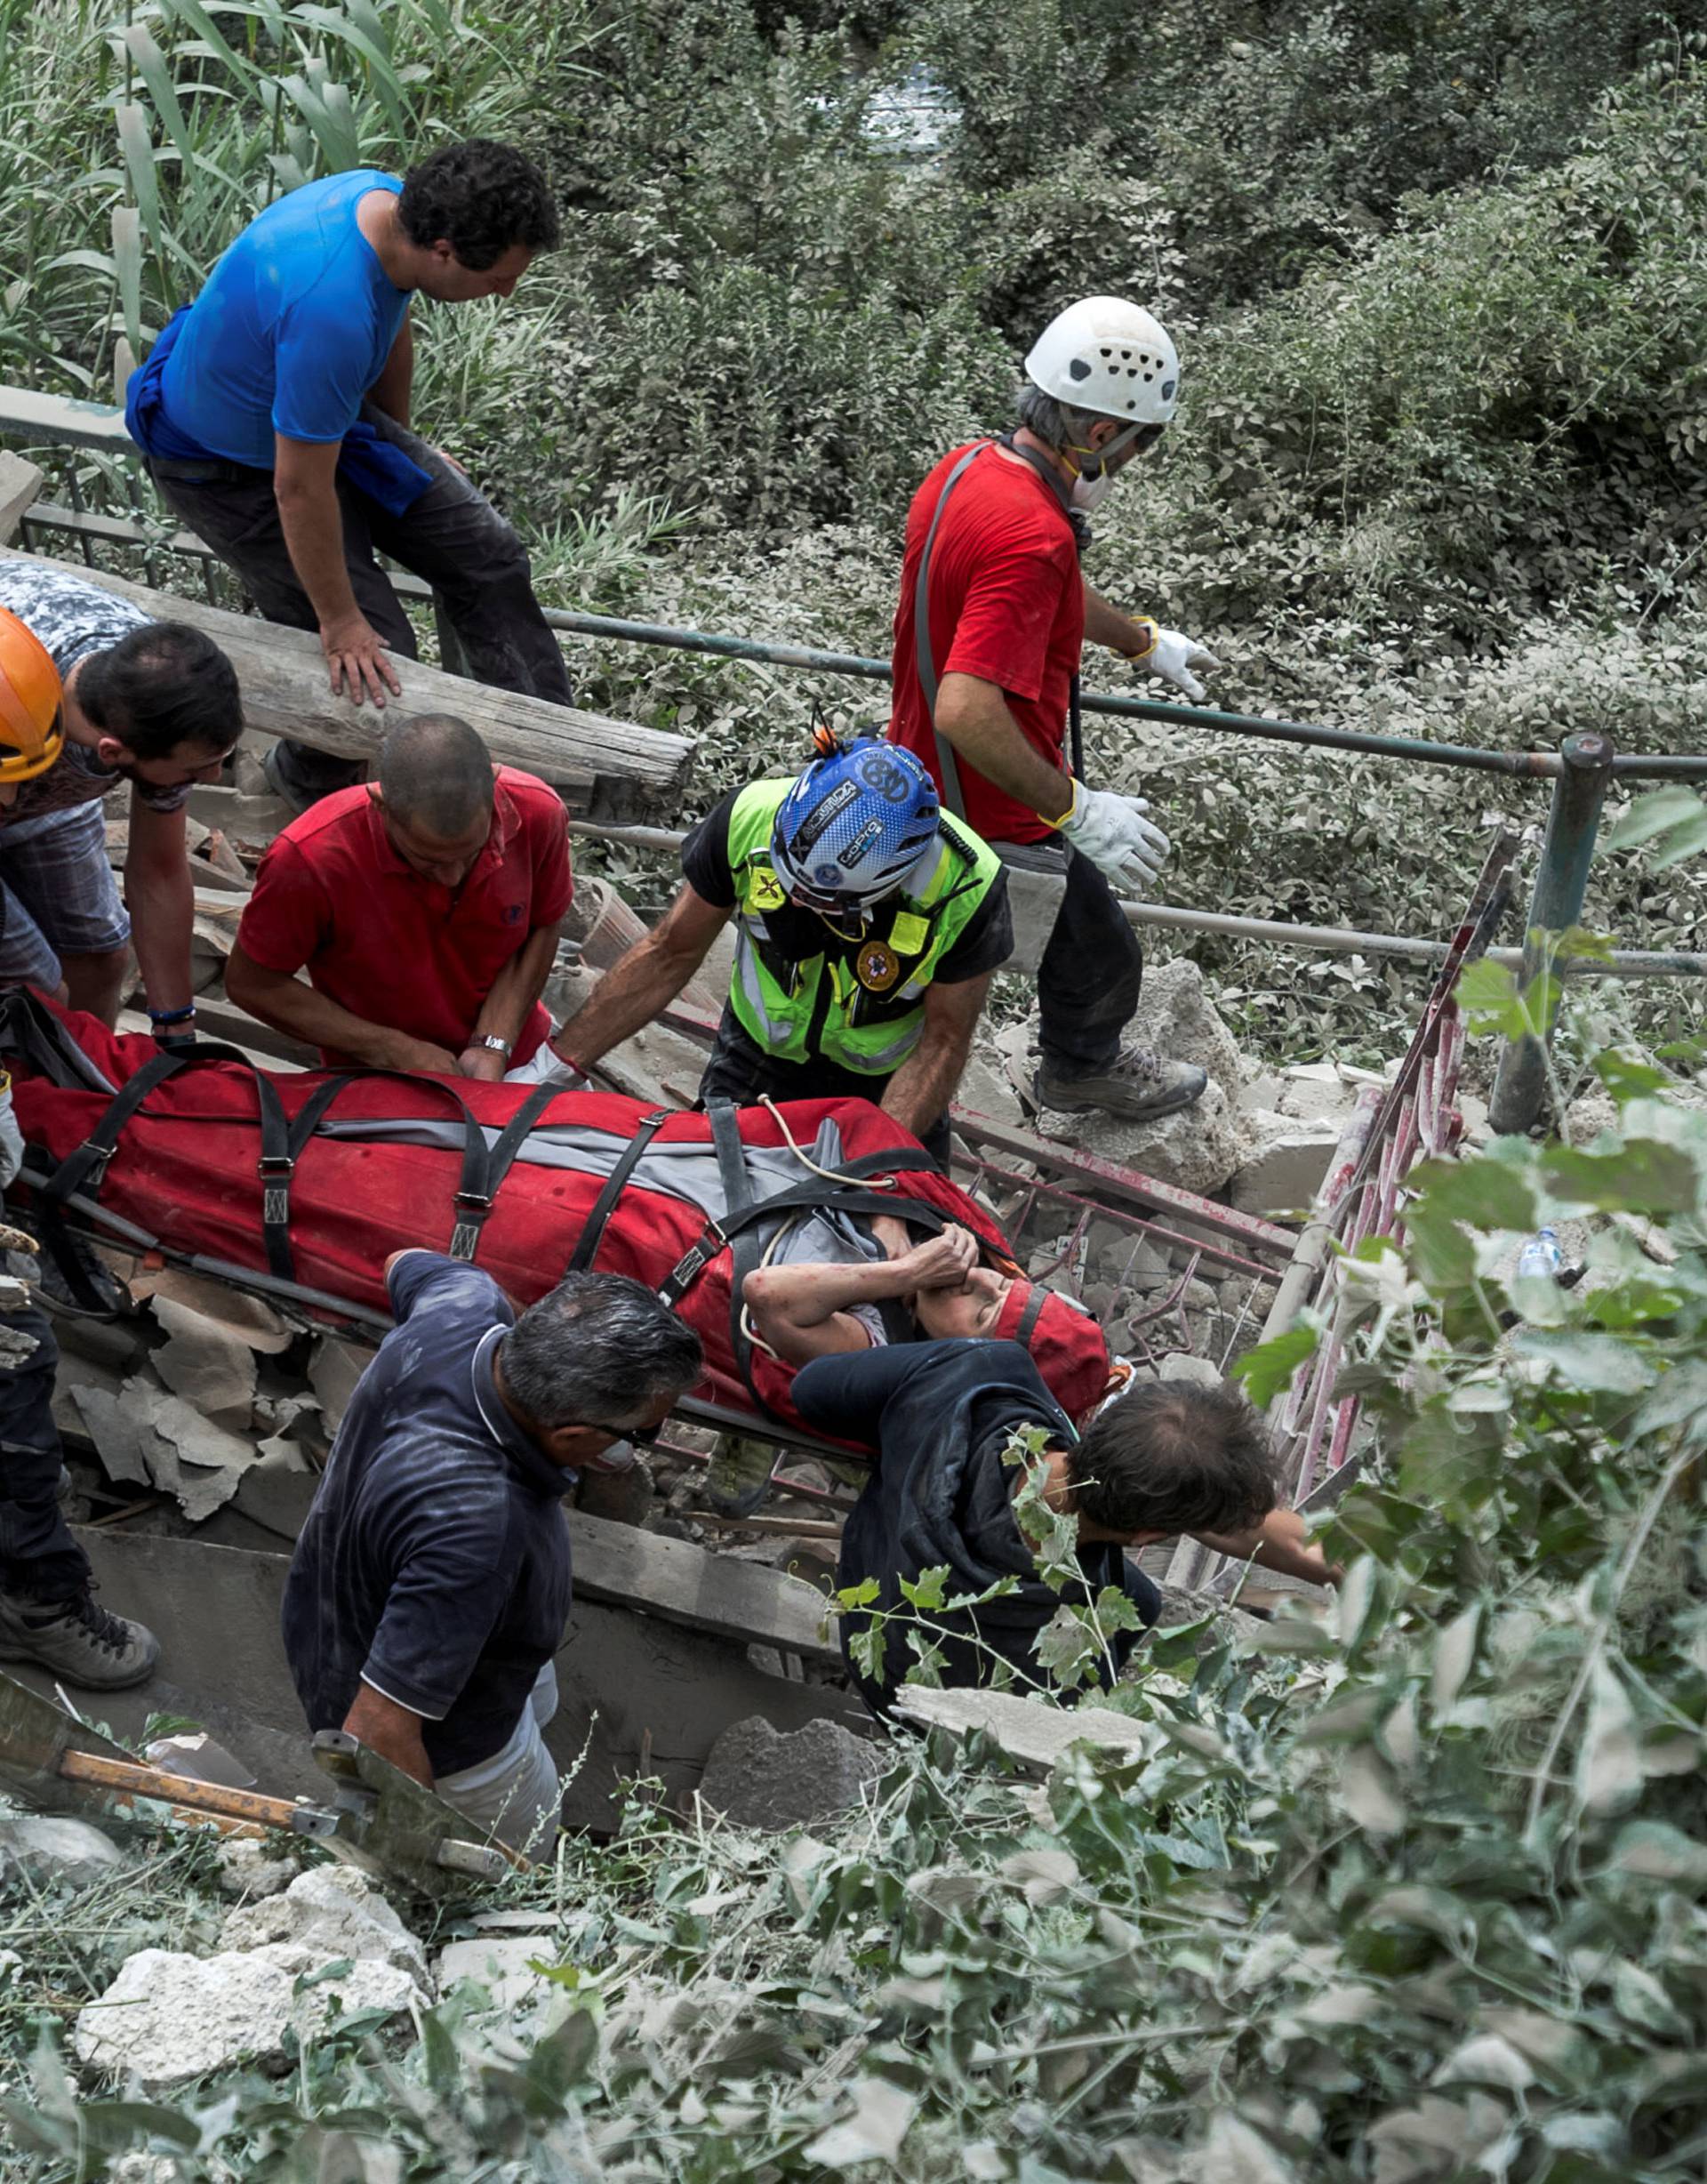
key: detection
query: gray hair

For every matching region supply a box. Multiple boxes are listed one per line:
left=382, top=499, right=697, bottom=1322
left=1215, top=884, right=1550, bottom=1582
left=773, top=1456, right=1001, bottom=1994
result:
left=1016, top=381, right=1104, bottom=454
left=378, top=712, right=495, bottom=839
left=500, top=1271, right=703, bottom=1431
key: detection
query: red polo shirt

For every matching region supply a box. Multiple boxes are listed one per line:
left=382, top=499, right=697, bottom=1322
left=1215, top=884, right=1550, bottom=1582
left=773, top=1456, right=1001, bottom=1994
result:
left=888, top=440, right=1084, bottom=846
left=236, top=767, right=573, bottom=1065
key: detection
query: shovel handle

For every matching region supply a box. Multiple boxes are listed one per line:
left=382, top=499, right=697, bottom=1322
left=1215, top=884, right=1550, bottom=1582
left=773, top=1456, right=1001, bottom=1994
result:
left=57, top=1749, right=339, bottom=1837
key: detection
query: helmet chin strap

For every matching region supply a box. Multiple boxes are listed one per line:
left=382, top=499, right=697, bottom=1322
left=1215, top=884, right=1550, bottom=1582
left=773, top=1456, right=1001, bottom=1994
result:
left=1067, top=418, right=1150, bottom=478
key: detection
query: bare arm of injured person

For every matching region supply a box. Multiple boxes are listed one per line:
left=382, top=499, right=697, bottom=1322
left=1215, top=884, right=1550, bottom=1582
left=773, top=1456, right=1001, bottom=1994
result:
left=743, top=1221, right=980, bottom=1364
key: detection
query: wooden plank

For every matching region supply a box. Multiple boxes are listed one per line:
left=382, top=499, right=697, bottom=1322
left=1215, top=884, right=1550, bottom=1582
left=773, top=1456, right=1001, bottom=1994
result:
left=0, top=453, right=45, bottom=544
left=0, top=386, right=132, bottom=452
left=24, top=1528, right=864, bottom=1835
left=0, top=544, right=694, bottom=823
left=565, top=1508, right=841, bottom=1664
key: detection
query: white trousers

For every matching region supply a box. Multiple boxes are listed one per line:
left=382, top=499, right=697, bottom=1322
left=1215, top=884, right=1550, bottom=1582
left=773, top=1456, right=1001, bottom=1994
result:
left=436, top=1662, right=562, bottom=1854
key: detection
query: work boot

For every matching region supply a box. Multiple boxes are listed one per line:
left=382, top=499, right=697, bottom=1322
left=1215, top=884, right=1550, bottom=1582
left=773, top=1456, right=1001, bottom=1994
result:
left=1036, top=1046, right=1208, bottom=1123
left=0, top=1585, right=160, bottom=1690
left=702, top=1434, right=775, bottom=1519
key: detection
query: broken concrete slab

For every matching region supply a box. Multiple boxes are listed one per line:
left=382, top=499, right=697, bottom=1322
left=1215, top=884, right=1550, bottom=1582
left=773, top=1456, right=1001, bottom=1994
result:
left=214, top=1836, right=298, bottom=1900
left=307, top=1335, right=368, bottom=1437
left=150, top=1297, right=259, bottom=1431
left=891, top=1684, right=1150, bottom=1773
left=437, top=1933, right=559, bottom=2013
left=1038, top=1077, right=1246, bottom=1198
left=220, top=1867, right=429, bottom=1989
left=1229, top=1124, right=1341, bottom=1215
left=1158, top=1352, right=1221, bottom=1386
left=129, top=1266, right=294, bottom=1353
left=129, top=1377, right=261, bottom=1522
left=1124, top=958, right=1250, bottom=1108
left=696, top=1716, right=886, bottom=1832
left=73, top=1942, right=422, bottom=2087
left=0, top=1814, right=126, bottom=1887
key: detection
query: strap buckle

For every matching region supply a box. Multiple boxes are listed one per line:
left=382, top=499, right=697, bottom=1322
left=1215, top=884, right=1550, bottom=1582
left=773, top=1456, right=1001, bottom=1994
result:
left=76, top=1137, right=118, bottom=1186
left=661, top=1218, right=729, bottom=1300
left=257, top=1153, right=294, bottom=1231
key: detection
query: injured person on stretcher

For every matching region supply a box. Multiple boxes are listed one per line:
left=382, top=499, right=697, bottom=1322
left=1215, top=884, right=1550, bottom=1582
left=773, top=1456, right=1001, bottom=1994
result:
left=793, top=1336, right=1335, bottom=1716
left=741, top=1215, right=1111, bottom=1420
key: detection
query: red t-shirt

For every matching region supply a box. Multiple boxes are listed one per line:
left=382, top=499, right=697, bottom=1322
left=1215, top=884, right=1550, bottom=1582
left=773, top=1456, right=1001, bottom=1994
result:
left=888, top=440, right=1083, bottom=846
left=236, top=767, right=573, bottom=1065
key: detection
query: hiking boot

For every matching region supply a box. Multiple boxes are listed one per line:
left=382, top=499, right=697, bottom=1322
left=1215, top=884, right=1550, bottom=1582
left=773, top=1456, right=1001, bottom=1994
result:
left=0, top=1585, right=160, bottom=1690
left=702, top=1434, right=775, bottom=1519
left=1036, top=1047, right=1208, bottom=1122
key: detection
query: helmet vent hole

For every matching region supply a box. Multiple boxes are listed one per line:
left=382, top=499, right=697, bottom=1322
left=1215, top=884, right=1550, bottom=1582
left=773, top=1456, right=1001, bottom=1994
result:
left=1099, top=347, right=1111, bottom=357
left=1068, top=357, right=1091, bottom=381
left=1108, top=364, right=1118, bottom=373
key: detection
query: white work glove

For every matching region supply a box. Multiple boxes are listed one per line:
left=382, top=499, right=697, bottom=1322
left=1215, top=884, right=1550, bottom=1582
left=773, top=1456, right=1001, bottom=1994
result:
left=0, top=1075, right=23, bottom=1192
left=1125, top=620, right=1222, bottom=703
left=1057, top=784, right=1171, bottom=894
left=503, top=1042, right=588, bottom=1089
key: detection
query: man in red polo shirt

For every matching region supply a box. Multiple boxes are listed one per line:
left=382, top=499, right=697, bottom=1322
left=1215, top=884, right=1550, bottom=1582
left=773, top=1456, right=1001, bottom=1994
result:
left=890, top=295, right=1219, bottom=1123
left=227, top=712, right=571, bottom=1078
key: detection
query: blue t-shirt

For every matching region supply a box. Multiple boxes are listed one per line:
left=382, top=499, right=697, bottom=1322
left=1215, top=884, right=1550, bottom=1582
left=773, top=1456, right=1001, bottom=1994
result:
left=280, top=1252, right=573, bottom=1777
left=159, top=169, right=410, bottom=470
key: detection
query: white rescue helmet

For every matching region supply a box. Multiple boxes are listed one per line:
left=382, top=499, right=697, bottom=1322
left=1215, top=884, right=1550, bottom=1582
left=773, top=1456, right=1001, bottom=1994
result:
left=1025, top=297, right=1180, bottom=429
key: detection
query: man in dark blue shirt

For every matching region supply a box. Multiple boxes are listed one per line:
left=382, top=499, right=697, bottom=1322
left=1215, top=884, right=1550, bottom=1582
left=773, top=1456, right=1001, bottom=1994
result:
left=282, top=1251, right=702, bottom=1849
left=794, top=1339, right=1326, bottom=1714
left=131, top=141, right=570, bottom=809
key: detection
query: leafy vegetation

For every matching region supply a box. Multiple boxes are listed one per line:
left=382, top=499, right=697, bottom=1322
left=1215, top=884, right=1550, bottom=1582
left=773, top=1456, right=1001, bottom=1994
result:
left=10, top=1030, right=1707, bottom=2177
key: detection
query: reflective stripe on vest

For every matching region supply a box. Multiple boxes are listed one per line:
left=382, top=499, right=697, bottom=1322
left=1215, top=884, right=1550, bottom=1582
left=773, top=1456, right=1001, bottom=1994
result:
left=722, top=777, right=1000, bottom=1075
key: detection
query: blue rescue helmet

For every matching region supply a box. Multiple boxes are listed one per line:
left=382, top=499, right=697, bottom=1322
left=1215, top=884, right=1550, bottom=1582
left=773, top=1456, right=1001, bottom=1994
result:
left=770, top=730, right=941, bottom=914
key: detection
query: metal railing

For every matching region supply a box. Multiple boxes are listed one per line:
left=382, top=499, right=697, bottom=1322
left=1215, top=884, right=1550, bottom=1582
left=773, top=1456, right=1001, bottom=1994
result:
left=4, top=384, right=1704, bottom=1136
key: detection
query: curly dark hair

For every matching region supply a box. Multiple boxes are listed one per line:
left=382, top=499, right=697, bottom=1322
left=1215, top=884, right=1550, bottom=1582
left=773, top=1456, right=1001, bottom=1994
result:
left=77, top=623, right=242, bottom=761
left=397, top=140, right=560, bottom=269
left=1069, top=1378, right=1280, bottom=1539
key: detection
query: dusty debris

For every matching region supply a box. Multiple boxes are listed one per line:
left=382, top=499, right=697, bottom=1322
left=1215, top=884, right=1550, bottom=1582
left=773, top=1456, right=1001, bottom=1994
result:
left=1228, top=1120, right=1341, bottom=1214
left=220, top=1867, right=430, bottom=1988
left=437, top=1931, right=560, bottom=2013
left=128, top=1266, right=295, bottom=1353
left=0, top=1812, right=126, bottom=1887
left=214, top=1836, right=299, bottom=1900
left=890, top=1684, right=1150, bottom=1771
left=150, top=1296, right=259, bottom=1432
left=307, top=1335, right=367, bottom=1436
left=696, top=1716, right=886, bottom=1832
left=74, top=1374, right=260, bottom=1522
left=72, top=1941, right=423, bottom=2087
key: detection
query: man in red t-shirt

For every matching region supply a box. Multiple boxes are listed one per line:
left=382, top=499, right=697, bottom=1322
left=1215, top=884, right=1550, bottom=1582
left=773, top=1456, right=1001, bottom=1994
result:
left=228, top=712, right=572, bottom=1078
left=890, top=296, right=1219, bottom=1122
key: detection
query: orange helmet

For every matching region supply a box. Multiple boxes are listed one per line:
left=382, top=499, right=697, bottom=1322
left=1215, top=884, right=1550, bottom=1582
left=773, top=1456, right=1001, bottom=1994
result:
left=0, top=608, right=63, bottom=783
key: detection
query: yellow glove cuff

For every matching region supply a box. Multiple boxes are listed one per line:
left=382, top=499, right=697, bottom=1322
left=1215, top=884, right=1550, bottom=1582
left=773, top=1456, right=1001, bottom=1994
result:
left=1042, top=781, right=1079, bottom=831
left=1119, top=617, right=1160, bottom=663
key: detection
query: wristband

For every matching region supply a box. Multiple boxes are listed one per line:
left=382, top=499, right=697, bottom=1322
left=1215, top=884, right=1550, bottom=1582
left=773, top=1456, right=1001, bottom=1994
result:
left=1118, top=617, right=1160, bottom=663
left=1041, top=783, right=1079, bottom=832
left=148, top=1004, right=196, bottom=1027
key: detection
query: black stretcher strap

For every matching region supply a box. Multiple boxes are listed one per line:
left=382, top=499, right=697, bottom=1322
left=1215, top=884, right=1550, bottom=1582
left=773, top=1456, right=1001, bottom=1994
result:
left=567, top=1106, right=672, bottom=1273
left=36, top=1040, right=295, bottom=1311
left=1014, top=1282, right=1048, bottom=1347
left=658, top=1181, right=946, bottom=1312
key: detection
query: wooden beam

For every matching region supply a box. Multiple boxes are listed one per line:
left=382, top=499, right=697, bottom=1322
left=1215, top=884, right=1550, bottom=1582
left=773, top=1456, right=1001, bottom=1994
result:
left=565, top=1508, right=842, bottom=1665
left=0, top=544, right=694, bottom=823
left=0, top=453, right=45, bottom=545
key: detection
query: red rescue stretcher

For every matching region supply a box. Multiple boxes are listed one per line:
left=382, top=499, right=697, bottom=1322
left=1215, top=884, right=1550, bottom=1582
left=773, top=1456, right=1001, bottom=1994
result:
left=1, top=992, right=1111, bottom=1440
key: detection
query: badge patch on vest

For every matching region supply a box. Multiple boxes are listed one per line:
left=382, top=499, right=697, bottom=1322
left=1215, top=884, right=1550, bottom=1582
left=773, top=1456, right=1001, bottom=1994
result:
left=856, top=939, right=902, bottom=992
left=749, top=871, right=787, bottom=911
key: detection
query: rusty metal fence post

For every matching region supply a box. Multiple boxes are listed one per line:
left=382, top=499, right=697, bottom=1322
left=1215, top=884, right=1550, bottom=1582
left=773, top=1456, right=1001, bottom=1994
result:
left=1489, top=730, right=1616, bottom=1136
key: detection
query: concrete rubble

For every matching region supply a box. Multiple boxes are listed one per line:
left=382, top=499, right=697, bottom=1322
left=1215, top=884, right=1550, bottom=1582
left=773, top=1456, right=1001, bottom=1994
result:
left=74, top=1869, right=429, bottom=2087
left=0, top=1813, right=126, bottom=1887
left=696, top=1715, right=887, bottom=1832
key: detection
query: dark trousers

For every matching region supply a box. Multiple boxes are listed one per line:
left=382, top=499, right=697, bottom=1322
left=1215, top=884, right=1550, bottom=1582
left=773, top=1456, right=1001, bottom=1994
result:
left=0, top=1305, right=88, bottom=1602
left=1034, top=847, right=1145, bottom=1077
left=699, top=1016, right=953, bottom=1170
left=147, top=403, right=574, bottom=804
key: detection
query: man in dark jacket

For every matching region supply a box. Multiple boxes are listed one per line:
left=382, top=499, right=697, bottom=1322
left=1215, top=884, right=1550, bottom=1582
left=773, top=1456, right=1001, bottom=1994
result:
left=794, top=1339, right=1325, bottom=1713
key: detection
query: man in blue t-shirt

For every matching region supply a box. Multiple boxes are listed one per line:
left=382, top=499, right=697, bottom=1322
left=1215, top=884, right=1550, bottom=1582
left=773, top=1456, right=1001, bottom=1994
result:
left=281, top=1252, right=702, bottom=1850
left=132, top=140, right=569, bottom=810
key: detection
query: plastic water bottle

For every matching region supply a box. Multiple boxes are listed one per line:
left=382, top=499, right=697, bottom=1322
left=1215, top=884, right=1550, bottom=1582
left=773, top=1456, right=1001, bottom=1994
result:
left=1514, top=1226, right=1563, bottom=1283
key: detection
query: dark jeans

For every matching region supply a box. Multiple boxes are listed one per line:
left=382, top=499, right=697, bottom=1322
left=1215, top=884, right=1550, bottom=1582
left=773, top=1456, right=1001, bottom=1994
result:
left=147, top=403, right=574, bottom=805
left=1034, top=846, right=1144, bottom=1077
left=699, top=1015, right=953, bottom=1170
left=0, top=1304, right=88, bottom=1602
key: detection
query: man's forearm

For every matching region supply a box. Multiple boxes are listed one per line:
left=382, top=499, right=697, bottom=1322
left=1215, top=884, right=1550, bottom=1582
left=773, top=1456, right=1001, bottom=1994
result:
left=934, top=674, right=1075, bottom=823
left=276, top=475, right=362, bottom=630
left=474, top=924, right=560, bottom=1051
left=747, top=1256, right=918, bottom=1329
left=125, top=855, right=196, bottom=1016
left=228, top=955, right=452, bottom=1071
left=342, top=1683, right=433, bottom=1788
left=882, top=1017, right=976, bottom=1137
left=1192, top=1508, right=1338, bottom=1587
left=549, top=937, right=696, bottom=1068
left=1082, top=579, right=1154, bottom=655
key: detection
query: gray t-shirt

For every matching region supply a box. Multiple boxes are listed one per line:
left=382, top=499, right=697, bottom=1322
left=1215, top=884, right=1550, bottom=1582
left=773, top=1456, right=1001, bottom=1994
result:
left=0, top=561, right=189, bottom=830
